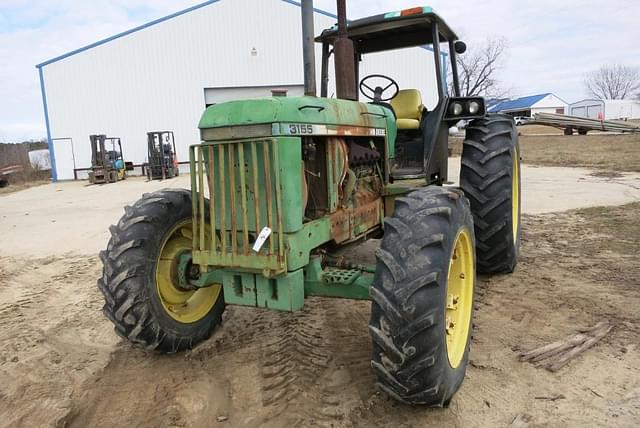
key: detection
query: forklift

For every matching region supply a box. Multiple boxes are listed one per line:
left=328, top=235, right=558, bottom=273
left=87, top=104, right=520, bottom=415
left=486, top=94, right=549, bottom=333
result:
left=146, top=131, right=180, bottom=180
left=88, top=134, right=126, bottom=184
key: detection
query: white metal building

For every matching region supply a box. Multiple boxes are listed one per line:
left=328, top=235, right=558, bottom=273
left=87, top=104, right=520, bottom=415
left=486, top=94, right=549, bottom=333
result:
left=568, top=99, right=640, bottom=120
left=37, top=0, right=446, bottom=181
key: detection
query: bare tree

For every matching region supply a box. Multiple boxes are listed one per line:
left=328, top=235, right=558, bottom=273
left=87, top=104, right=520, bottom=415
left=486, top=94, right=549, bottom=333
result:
left=584, top=65, right=640, bottom=100
left=452, top=37, right=509, bottom=99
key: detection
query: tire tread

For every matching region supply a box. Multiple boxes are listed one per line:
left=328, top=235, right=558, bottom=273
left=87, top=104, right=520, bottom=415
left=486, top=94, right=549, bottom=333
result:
left=97, top=188, right=223, bottom=353
left=460, top=113, right=520, bottom=273
left=369, top=186, right=475, bottom=406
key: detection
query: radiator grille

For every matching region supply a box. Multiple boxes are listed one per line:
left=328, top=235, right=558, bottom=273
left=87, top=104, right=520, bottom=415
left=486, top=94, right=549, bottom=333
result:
left=190, top=139, right=285, bottom=275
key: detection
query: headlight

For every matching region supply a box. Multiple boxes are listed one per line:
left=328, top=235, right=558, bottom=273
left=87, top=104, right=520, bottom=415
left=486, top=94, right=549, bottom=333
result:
left=446, top=97, right=485, bottom=119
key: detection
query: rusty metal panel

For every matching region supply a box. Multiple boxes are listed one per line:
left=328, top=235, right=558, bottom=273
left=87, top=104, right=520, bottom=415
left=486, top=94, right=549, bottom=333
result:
left=330, top=199, right=383, bottom=244
left=330, top=209, right=351, bottom=243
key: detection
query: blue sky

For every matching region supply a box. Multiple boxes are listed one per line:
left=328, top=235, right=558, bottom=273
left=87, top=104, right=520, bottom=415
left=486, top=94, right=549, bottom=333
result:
left=1, top=0, right=639, bottom=142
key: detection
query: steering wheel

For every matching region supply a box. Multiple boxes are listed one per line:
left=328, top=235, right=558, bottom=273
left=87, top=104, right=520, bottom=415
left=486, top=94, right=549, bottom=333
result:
left=359, top=74, right=399, bottom=102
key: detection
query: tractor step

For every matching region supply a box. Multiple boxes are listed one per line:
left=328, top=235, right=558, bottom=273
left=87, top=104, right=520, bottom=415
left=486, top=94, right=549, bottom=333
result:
left=304, top=257, right=372, bottom=301
left=322, top=268, right=361, bottom=285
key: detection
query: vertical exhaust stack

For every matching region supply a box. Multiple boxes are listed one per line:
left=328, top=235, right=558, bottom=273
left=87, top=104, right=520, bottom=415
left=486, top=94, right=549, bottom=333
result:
left=301, top=0, right=317, bottom=96
left=334, top=0, right=357, bottom=100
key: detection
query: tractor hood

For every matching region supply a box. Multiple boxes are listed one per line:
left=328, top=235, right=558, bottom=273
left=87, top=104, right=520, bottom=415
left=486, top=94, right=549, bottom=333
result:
left=198, top=96, right=394, bottom=132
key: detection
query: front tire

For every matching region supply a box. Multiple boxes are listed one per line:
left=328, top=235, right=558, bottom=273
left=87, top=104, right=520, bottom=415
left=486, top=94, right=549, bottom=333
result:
left=98, top=188, right=225, bottom=352
left=369, top=187, right=475, bottom=406
left=460, top=114, right=521, bottom=273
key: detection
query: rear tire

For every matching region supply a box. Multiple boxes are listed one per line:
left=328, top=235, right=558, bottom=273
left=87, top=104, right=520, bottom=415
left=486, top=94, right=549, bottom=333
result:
left=98, top=188, right=225, bottom=352
left=369, top=187, right=475, bottom=406
left=460, top=114, right=521, bottom=273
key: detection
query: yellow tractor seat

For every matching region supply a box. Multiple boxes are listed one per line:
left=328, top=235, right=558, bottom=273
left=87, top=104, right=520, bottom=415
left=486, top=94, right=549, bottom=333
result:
left=390, top=89, right=424, bottom=130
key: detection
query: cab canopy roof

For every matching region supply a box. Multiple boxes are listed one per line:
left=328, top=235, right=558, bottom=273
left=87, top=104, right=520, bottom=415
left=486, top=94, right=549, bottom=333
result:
left=315, top=6, right=457, bottom=54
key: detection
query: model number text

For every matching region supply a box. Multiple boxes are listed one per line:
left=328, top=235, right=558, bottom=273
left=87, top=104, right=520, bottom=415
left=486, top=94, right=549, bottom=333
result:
left=288, top=124, right=314, bottom=134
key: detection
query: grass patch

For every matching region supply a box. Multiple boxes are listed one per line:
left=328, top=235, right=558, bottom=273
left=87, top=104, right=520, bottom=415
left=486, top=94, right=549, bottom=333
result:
left=450, top=133, right=640, bottom=172
left=574, top=202, right=640, bottom=254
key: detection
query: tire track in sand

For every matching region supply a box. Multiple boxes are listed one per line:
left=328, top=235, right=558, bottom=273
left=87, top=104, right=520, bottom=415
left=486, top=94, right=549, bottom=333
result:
left=0, top=256, right=114, bottom=427
left=65, top=295, right=379, bottom=426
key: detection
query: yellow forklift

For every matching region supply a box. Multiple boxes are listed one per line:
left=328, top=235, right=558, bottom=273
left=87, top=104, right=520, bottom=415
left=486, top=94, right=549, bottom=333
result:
left=88, top=134, right=126, bottom=184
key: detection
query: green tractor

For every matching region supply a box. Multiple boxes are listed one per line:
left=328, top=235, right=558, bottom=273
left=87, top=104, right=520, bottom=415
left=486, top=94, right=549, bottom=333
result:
left=98, top=1, right=520, bottom=406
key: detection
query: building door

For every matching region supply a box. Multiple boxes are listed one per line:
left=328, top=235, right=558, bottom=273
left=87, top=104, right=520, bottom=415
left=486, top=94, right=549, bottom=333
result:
left=587, top=105, right=603, bottom=119
left=203, top=85, right=305, bottom=107
left=572, top=106, right=585, bottom=117
left=52, top=138, right=76, bottom=180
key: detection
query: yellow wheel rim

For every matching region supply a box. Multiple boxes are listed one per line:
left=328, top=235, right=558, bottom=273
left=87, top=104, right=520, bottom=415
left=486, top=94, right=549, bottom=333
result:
left=512, top=150, right=520, bottom=243
left=445, top=228, right=474, bottom=369
left=156, top=220, right=221, bottom=324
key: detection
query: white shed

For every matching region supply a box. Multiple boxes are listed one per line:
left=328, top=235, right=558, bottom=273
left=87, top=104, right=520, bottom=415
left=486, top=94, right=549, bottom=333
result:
left=569, top=99, right=640, bottom=120
left=568, top=99, right=604, bottom=119
left=36, top=0, right=446, bottom=181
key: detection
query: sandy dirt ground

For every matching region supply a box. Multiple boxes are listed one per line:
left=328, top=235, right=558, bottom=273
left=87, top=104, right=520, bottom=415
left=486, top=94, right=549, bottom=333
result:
left=0, top=180, right=50, bottom=196
left=1, top=165, right=639, bottom=426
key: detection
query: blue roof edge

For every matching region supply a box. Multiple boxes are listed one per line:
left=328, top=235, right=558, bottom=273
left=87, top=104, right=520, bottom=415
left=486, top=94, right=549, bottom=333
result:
left=280, top=0, right=337, bottom=19
left=36, top=0, right=446, bottom=69
left=36, top=0, right=222, bottom=68
left=490, top=93, right=556, bottom=112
